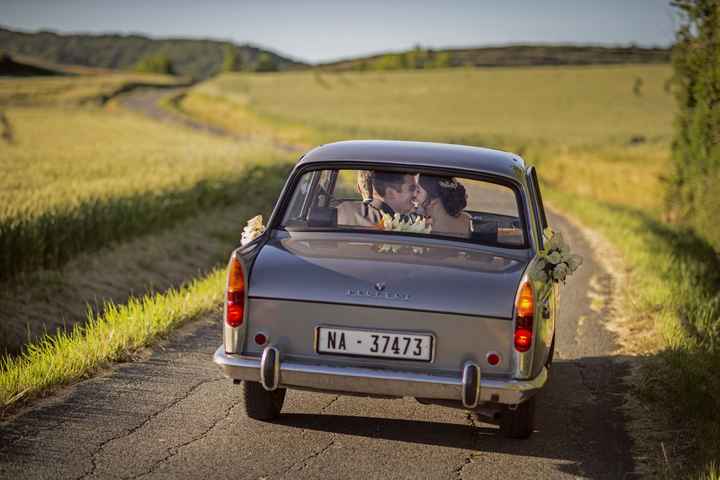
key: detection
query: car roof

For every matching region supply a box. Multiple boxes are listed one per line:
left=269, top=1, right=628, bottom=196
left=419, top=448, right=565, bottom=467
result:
left=298, top=140, right=526, bottom=179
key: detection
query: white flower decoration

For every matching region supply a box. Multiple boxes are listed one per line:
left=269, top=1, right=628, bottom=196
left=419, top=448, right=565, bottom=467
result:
left=378, top=213, right=431, bottom=234
left=529, top=230, right=583, bottom=284
left=377, top=243, right=402, bottom=254
left=241, top=214, right=266, bottom=246
left=567, top=254, right=583, bottom=272
left=438, top=179, right=459, bottom=189
left=552, top=263, right=569, bottom=281
left=529, top=267, right=549, bottom=283
left=546, top=251, right=562, bottom=264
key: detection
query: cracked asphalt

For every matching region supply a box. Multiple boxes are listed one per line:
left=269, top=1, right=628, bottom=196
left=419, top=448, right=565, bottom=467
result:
left=0, top=210, right=636, bottom=479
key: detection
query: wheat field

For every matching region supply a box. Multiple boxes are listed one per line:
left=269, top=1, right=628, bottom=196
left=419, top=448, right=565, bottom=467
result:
left=0, top=79, right=288, bottom=279
left=0, top=73, right=178, bottom=106
left=187, top=65, right=673, bottom=144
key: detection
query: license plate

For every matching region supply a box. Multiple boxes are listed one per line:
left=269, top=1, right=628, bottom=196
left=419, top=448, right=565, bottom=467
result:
left=316, top=327, right=433, bottom=362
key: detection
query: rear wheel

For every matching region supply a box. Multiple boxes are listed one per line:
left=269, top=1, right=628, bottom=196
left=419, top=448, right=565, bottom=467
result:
left=499, top=396, right=536, bottom=439
left=241, top=381, right=286, bottom=420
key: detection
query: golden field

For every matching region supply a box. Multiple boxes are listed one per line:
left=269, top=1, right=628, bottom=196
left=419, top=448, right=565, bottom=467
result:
left=0, top=72, right=178, bottom=106
left=184, top=65, right=673, bottom=143
left=0, top=75, right=289, bottom=280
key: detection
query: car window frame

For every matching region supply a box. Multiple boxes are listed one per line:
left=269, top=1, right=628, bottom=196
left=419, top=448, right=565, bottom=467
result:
left=270, top=160, right=533, bottom=251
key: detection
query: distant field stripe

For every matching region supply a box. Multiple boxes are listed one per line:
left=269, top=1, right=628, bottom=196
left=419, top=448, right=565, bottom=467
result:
left=0, top=267, right=224, bottom=411
left=0, top=162, right=292, bottom=282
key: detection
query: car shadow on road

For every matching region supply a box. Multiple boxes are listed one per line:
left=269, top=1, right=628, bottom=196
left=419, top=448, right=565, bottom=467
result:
left=273, top=356, right=634, bottom=479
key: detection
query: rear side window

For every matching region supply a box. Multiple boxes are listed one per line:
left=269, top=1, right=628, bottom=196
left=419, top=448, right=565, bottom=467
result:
left=281, top=167, right=528, bottom=248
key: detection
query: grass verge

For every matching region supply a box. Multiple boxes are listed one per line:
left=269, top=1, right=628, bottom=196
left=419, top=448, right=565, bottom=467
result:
left=0, top=267, right=224, bottom=413
left=543, top=187, right=720, bottom=478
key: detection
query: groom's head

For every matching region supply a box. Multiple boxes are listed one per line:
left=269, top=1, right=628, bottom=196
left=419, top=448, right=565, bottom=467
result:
left=371, top=171, right=417, bottom=214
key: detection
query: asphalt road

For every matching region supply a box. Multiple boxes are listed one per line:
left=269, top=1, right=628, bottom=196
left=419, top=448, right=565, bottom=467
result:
left=0, top=209, right=636, bottom=479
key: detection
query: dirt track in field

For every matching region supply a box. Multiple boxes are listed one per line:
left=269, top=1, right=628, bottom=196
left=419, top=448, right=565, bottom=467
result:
left=116, top=87, right=299, bottom=153
left=1, top=88, right=644, bottom=479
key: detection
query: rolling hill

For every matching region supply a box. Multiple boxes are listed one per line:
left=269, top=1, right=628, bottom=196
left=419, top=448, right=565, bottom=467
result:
left=0, top=26, right=306, bottom=79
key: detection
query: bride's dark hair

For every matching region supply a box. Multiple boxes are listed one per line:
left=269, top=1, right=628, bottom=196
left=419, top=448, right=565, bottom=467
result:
left=418, top=175, right=467, bottom=217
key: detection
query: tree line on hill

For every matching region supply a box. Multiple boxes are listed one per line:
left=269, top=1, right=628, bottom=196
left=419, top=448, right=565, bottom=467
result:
left=319, top=44, right=670, bottom=71
left=0, top=27, right=305, bottom=79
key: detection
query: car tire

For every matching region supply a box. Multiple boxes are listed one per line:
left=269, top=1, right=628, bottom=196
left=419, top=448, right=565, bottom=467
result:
left=499, top=396, right=536, bottom=439
left=241, top=381, right=286, bottom=421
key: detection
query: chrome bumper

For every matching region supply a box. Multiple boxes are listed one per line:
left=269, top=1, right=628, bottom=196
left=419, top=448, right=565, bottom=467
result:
left=213, top=346, right=546, bottom=407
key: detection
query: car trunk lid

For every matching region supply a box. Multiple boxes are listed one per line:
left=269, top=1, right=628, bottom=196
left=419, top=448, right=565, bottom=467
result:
left=249, top=231, right=529, bottom=319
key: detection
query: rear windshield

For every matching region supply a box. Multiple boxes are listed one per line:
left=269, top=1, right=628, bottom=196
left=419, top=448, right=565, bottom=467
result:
left=280, top=168, right=526, bottom=248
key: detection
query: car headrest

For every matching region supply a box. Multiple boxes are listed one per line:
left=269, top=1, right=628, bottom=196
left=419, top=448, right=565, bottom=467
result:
left=470, top=218, right=498, bottom=244
left=308, top=206, right=338, bottom=228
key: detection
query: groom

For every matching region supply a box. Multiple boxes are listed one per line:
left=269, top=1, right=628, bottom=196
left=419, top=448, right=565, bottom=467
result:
left=337, top=171, right=418, bottom=227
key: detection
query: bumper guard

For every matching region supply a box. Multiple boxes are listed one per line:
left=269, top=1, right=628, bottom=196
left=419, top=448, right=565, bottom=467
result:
left=214, top=346, right=546, bottom=407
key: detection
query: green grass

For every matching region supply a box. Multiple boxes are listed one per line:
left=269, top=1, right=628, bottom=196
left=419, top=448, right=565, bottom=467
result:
left=179, top=65, right=719, bottom=477
left=541, top=161, right=720, bottom=476
left=0, top=267, right=224, bottom=411
left=699, top=463, right=720, bottom=480
left=0, top=106, right=291, bottom=281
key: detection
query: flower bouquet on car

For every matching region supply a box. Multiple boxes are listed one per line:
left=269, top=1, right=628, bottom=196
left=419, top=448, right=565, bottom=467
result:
left=241, top=215, right=266, bottom=246
left=374, top=212, right=431, bottom=254
left=376, top=212, right=431, bottom=234
left=530, top=229, right=583, bottom=284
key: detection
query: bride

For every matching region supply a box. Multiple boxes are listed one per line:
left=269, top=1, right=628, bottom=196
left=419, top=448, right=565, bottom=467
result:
left=415, top=175, right=472, bottom=238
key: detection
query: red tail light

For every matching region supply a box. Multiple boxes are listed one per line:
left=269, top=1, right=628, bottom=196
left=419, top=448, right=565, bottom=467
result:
left=514, top=281, right=534, bottom=352
left=226, top=256, right=245, bottom=327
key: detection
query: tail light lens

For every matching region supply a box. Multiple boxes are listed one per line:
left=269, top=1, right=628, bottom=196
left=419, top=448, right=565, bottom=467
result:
left=226, top=256, right=245, bottom=327
left=514, top=281, right=534, bottom=352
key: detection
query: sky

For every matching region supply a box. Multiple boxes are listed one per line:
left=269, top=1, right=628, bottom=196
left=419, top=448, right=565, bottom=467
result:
left=0, top=0, right=679, bottom=63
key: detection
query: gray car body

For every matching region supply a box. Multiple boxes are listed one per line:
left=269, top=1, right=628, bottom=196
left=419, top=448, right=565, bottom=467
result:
left=215, top=140, right=556, bottom=409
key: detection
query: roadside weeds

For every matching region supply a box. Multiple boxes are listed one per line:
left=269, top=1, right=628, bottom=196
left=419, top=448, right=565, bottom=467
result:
left=0, top=268, right=224, bottom=415
left=544, top=189, right=720, bottom=479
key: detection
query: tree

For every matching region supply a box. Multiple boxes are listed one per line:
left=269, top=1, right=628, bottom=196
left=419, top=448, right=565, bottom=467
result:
left=667, top=0, right=720, bottom=251
left=405, top=45, right=429, bottom=69
left=254, top=52, right=278, bottom=72
left=222, top=44, right=243, bottom=72
left=373, top=53, right=406, bottom=70
left=431, top=51, right=452, bottom=69
left=133, top=52, right=174, bottom=75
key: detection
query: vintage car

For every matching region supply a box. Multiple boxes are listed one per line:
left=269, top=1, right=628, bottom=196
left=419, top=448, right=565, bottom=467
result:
left=214, top=140, right=556, bottom=438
